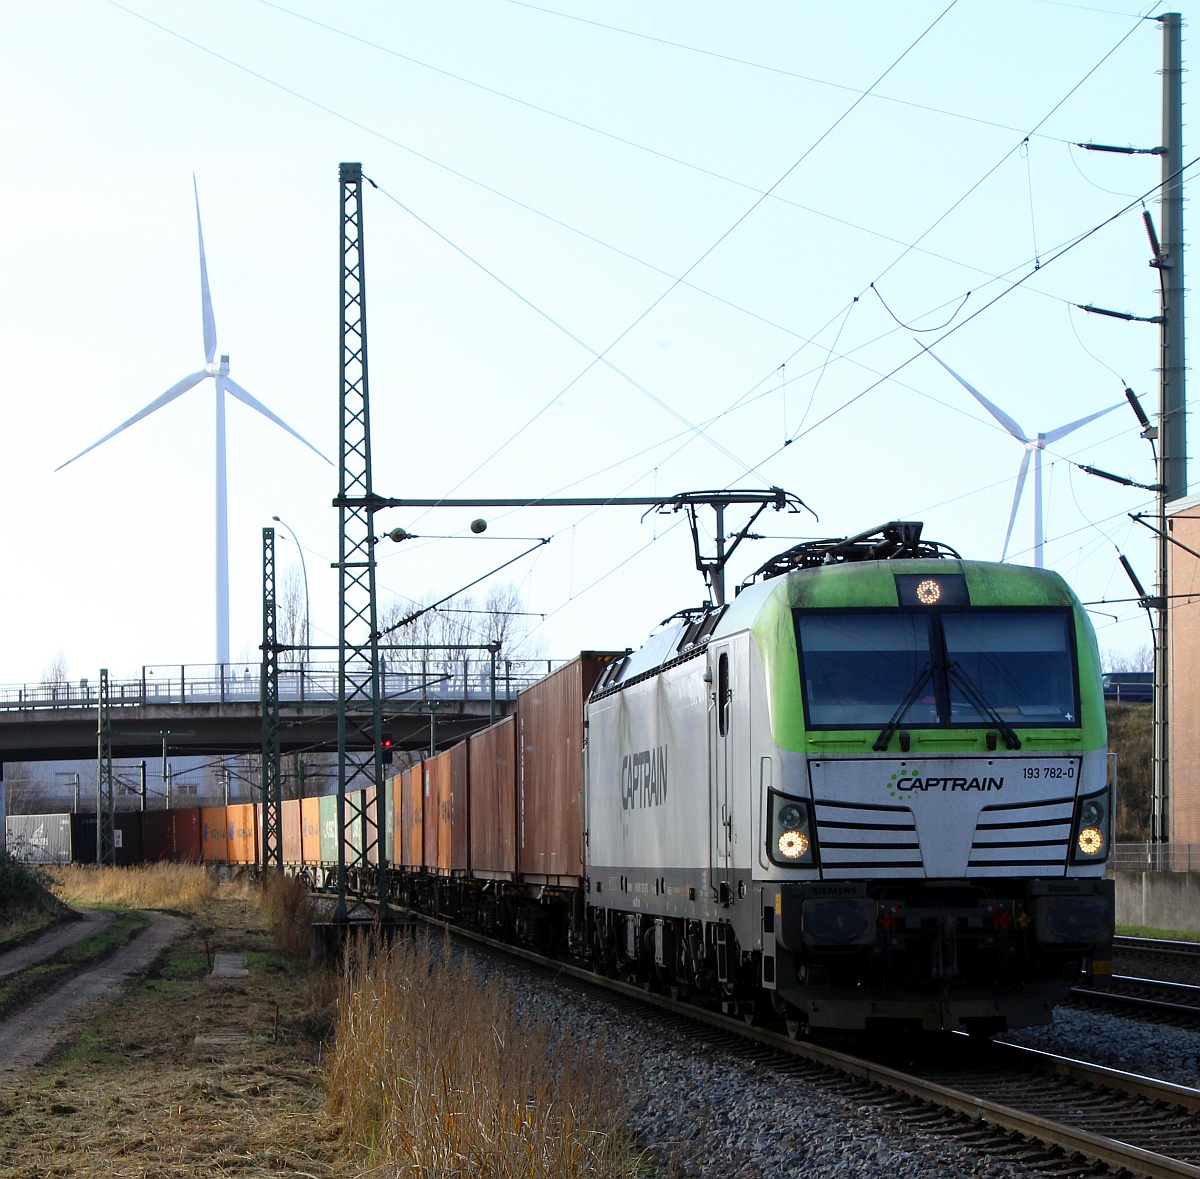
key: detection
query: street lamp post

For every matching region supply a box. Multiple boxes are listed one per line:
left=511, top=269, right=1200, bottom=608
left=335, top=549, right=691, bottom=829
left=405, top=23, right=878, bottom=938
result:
left=271, top=516, right=311, bottom=662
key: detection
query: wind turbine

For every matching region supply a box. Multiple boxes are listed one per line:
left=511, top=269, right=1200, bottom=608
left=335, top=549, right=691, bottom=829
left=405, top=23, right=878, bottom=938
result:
left=57, top=178, right=330, bottom=665
left=928, top=352, right=1122, bottom=568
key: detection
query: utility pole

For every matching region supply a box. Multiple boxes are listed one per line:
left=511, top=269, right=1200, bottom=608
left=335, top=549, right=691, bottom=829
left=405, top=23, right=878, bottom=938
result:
left=1154, top=12, right=1185, bottom=845
left=96, top=669, right=114, bottom=865
left=261, top=526, right=283, bottom=871
left=334, top=162, right=389, bottom=920
left=140, top=760, right=146, bottom=812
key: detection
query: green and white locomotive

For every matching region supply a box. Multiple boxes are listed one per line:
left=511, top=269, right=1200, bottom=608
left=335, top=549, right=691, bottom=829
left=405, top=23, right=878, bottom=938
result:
left=585, top=522, right=1113, bottom=1035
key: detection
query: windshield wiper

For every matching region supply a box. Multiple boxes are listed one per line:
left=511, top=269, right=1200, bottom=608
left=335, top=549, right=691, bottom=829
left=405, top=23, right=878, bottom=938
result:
left=946, top=662, right=1022, bottom=750
left=873, top=662, right=933, bottom=752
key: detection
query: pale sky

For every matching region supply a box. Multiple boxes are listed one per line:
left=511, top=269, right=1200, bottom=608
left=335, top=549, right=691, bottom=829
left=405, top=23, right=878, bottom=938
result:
left=0, top=0, right=1187, bottom=685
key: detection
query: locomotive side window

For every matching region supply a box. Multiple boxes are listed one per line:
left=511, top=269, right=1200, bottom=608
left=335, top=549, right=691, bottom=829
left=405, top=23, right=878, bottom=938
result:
left=797, top=612, right=935, bottom=727
left=718, top=653, right=730, bottom=736
left=795, top=607, right=1079, bottom=730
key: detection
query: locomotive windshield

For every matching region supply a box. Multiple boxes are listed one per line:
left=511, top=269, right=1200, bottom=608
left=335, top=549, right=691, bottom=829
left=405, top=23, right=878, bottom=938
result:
left=795, top=608, right=1079, bottom=730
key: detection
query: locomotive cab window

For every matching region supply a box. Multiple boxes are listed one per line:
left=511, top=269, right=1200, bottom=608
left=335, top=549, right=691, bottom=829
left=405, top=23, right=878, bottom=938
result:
left=795, top=607, right=1079, bottom=731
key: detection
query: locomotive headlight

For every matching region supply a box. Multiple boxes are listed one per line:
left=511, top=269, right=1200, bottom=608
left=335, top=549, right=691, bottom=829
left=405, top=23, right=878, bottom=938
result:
left=1070, top=787, right=1110, bottom=862
left=769, top=791, right=816, bottom=867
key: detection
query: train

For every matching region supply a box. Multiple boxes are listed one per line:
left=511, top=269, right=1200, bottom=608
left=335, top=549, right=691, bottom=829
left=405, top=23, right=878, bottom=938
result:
left=7, top=522, right=1114, bottom=1036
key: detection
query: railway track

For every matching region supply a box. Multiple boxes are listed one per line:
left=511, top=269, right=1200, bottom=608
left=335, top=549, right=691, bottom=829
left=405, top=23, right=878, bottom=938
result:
left=1113, top=937, right=1200, bottom=985
left=1070, top=974, right=1200, bottom=1028
left=390, top=910, right=1200, bottom=1179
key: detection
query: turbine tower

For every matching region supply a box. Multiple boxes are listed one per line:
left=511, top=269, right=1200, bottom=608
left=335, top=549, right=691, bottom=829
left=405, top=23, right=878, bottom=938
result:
left=929, top=352, right=1121, bottom=568
left=57, top=178, right=330, bottom=664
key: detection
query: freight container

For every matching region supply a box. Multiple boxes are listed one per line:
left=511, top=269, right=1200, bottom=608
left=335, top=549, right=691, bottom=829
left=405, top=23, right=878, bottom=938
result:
left=345, top=790, right=365, bottom=864
left=281, top=798, right=302, bottom=864
left=389, top=774, right=403, bottom=866
left=517, top=653, right=619, bottom=883
left=363, top=786, right=381, bottom=866
left=227, top=804, right=257, bottom=864
left=300, top=797, right=321, bottom=864
left=437, top=741, right=469, bottom=874
left=173, top=808, right=202, bottom=861
left=142, top=810, right=174, bottom=862
left=5, top=813, right=72, bottom=863
left=201, top=807, right=228, bottom=862
left=71, top=812, right=144, bottom=866
left=425, top=752, right=447, bottom=870
left=401, top=763, right=423, bottom=869
left=318, top=794, right=338, bottom=863
left=468, top=717, right=517, bottom=878
left=384, top=778, right=394, bottom=867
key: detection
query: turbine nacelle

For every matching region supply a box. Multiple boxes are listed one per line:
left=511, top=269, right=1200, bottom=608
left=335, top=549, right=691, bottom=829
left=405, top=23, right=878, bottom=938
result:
left=205, top=354, right=231, bottom=378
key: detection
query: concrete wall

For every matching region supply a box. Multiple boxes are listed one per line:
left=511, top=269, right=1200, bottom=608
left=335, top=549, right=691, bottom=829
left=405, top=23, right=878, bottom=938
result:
left=1114, top=869, right=1200, bottom=932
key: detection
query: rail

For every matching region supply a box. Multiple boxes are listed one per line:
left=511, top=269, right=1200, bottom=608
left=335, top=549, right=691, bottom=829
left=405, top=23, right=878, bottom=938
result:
left=0, top=658, right=560, bottom=712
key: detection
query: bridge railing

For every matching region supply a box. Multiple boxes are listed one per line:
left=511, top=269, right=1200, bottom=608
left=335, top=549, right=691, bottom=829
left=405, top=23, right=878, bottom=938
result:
left=0, top=658, right=557, bottom=712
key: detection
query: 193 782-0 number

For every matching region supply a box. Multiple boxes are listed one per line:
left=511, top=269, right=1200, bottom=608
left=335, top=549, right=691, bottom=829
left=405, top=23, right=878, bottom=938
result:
left=1022, top=764, right=1075, bottom=780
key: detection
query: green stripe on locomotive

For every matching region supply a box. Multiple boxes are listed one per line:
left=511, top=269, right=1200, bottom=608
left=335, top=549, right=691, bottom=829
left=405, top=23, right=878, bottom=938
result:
left=741, top=559, right=1105, bottom=753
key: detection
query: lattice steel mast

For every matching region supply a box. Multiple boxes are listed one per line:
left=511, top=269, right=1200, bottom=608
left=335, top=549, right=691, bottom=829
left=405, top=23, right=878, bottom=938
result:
left=96, top=668, right=115, bottom=865
left=261, top=526, right=282, bottom=871
left=334, top=163, right=388, bottom=920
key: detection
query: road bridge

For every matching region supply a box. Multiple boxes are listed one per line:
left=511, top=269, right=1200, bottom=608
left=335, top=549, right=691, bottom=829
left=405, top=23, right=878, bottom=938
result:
left=0, top=658, right=544, bottom=762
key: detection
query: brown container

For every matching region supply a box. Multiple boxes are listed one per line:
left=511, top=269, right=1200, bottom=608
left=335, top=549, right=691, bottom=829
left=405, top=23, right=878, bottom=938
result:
left=468, top=716, right=517, bottom=878
left=401, top=763, right=424, bottom=869
left=422, top=758, right=441, bottom=869
left=227, top=803, right=258, bottom=864
left=142, top=810, right=174, bottom=862
left=281, top=799, right=302, bottom=864
left=517, top=653, right=619, bottom=883
left=300, top=797, right=321, bottom=864
left=429, top=753, right=451, bottom=874
left=432, top=744, right=467, bottom=875
left=201, top=806, right=228, bottom=862
left=173, top=808, right=202, bottom=862
left=390, top=775, right=404, bottom=866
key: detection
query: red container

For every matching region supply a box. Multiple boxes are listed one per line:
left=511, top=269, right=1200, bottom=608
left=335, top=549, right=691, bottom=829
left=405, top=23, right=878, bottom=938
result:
left=173, top=808, right=202, bottom=862
left=517, top=653, right=619, bottom=883
left=281, top=798, right=302, bottom=864
left=468, top=717, right=517, bottom=878
left=401, top=763, right=424, bottom=869
left=227, top=803, right=258, bottom=864
left=441, top=741, right=470, bottom=874
left=425, top=752, right=448, bottom=870
left=201, top=806, right=228, bottom=862
left=300, top=797, right=321, bottom=864
left=142, top=810, right=174, bottom=862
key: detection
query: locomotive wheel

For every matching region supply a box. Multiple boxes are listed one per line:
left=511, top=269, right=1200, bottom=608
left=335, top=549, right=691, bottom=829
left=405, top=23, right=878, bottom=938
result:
left=783, top=1006, right=806, bottom=1040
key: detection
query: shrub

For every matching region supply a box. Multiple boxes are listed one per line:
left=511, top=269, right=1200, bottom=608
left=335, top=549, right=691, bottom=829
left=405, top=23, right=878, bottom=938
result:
left=259, top=871, right=315, bottom=957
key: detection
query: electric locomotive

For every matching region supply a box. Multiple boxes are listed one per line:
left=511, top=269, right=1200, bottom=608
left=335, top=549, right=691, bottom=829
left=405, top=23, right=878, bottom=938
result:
left=585, top=522, right=1113, bottom=1035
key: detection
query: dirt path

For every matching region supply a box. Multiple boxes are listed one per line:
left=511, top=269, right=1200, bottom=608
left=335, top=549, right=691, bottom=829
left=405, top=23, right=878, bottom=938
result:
left=0, top=909, right=114, bottom=980
left=0, top=912, right=185, bottom=1073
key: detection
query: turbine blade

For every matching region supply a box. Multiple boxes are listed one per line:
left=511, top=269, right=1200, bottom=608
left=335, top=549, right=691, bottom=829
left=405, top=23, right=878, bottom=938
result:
left=1001, top=448, right=1032, bottom=561
left=194, top=175, right=217, bottom=364
left=55, top=371, right=209, bottom=471
left=224, top=379, right=332, bottom=465
left=1041, top=401, right=1124, bottom=445
left=926, top=350, right=1027, bottom=441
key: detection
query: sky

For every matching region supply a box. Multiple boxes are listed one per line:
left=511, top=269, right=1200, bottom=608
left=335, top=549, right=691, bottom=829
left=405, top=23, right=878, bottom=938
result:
left=0, top=0, right=1189, bottom=687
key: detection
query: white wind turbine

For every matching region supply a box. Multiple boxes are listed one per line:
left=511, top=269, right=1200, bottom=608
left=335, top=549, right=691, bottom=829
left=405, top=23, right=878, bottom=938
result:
left=929, top=352, right=1122, bottom=568
left=57, top=178, right=330, bottom=665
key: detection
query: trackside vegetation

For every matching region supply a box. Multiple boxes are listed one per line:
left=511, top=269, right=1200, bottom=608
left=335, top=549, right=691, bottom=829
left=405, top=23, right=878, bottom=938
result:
left=326, top=934, right=646, bottom=1178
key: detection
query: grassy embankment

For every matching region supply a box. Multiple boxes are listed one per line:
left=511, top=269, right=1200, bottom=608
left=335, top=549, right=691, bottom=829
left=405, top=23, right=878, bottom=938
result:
left=0, top=851, right=69, bottom=950
left=1107, top=701, right=1152, bottom=840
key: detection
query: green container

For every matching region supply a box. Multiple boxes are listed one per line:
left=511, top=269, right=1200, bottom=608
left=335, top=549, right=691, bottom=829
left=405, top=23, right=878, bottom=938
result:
left=318, top=794, right=338, bottom=863
left=346, top=789, right=365, bottom=862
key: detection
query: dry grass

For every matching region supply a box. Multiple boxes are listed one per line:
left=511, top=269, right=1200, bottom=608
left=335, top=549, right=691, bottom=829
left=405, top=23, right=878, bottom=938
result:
left=326, top=934, right=645, bottom=1178
left=1107, top=701, right=1152, bottom=839
left=259, top=870, right=315, bottom=957
left=49, top=862, right=215, bottom=912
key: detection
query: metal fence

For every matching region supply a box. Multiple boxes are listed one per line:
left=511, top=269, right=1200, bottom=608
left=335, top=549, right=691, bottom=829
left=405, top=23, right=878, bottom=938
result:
left=1111, top=842, right=1200, bottom=872
left=0, top=658, right=559, bottom=711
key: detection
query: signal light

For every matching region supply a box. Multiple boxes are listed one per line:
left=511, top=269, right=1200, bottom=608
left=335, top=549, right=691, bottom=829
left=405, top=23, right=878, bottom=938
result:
left=381, top=734, right=395, bottom=765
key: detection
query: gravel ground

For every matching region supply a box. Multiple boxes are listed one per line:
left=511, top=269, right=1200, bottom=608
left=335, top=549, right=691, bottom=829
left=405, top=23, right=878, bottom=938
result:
left=1002, top=1006, right=1200, bottom=1090
left=472, top=951, right=1058, bottom=1179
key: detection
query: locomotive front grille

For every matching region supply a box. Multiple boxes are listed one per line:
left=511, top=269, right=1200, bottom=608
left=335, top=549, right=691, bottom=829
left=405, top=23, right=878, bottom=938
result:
left=813, top=799, right=923, bottom=875
left=967, top=796, right=1073, bottom=874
